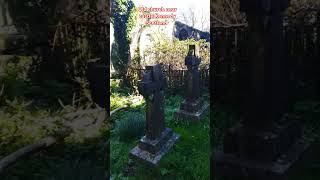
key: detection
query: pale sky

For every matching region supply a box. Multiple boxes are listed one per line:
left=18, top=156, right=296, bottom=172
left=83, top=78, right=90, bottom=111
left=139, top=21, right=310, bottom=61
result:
left=110, top=0, right=210, bottom=49
left=132, top=0, right=210, bottom=31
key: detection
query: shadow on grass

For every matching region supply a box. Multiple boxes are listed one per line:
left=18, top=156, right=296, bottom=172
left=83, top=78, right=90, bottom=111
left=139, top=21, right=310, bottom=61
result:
left=1, top=133, right=108, bottom=180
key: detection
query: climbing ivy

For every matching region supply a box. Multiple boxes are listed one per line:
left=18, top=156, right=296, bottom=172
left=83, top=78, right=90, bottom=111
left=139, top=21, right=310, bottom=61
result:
left=111, top=0, right=137, bottom=83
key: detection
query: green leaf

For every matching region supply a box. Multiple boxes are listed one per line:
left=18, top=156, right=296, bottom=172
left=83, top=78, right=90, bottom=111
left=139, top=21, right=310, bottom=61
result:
left=160, top=168, right=169, bottom=176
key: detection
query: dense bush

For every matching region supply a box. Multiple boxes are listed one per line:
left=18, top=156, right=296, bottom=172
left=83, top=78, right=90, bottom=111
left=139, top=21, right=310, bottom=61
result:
left=0, top=62, right=29, bottom=101
left=0, top=57, right=75, bottom=108
left=114, top=111, right=145, bottom=141
left=0, top=99, right=39, bottom=157
left=143, top=34, right=210, bottom=70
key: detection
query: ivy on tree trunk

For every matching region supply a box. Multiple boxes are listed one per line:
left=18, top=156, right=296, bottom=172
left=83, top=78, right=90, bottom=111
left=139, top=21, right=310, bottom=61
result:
left=111, top=0, right=137, bottom=86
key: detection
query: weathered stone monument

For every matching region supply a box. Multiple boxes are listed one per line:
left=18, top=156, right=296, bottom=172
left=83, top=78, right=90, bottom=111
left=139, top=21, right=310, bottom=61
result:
left=213, top=0, right=310, bottom=179
left=86, top=60, right=108, bottom=108
left=174, top=45, right=209, bottom=122
left=130, top=64, right=180, bottom=166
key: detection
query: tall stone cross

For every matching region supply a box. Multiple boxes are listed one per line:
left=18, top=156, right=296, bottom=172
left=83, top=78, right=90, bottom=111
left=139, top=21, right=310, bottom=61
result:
left=130, top=64, right=179, bottom=166
left=174, top=45, right=209, bottom=122
left=138, top=64, right=166, bottom=140
left=213, top=1, right=311, bottom=179
left=185, top=45, right=201, bottom=102
left=241, top=0, right=290, bottom=129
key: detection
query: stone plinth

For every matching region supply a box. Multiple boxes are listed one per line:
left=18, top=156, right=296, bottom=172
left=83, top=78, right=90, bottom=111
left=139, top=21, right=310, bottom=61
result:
left=213, top=120, right=310, bottom=180
left=130, top=128, right=180, bottom=166
left=174, top=99, right=209, bottom=122
left=213, top=140, right=310, bottom=180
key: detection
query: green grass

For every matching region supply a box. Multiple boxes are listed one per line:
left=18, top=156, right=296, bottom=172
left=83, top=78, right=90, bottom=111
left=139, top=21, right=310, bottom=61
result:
left=110, top=79, right=135, bottom=110
left=114, top=111, right=146, bottom=141
left=1, top=134, right=108, bottom=180
left=110, top=94, right=210, bottom=179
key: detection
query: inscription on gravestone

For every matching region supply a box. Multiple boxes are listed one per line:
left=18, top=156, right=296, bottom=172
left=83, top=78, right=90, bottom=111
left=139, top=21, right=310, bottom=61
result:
left=213, top=0, right=310, bottom=179
left=130, top=64, right=180, bottom=166
left=174, top=45, right=209, bottom=122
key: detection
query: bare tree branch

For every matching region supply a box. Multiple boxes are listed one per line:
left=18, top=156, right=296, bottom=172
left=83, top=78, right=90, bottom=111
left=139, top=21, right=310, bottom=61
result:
left=212, top=16, right=247, bottom=27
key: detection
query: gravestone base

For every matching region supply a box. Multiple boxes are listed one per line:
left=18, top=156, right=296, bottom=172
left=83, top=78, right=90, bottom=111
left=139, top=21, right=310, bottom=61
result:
left=174, top=99, right=209, bottom=122
left=213, top=140, right=310, bottom=180
left=130, top=128, right=180, bottom=167
left=212, top=121, right=311, bottom=180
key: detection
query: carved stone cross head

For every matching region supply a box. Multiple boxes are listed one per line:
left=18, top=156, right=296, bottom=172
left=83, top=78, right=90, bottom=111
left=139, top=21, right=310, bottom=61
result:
left=138, top=64, right=166, bottom=99
left=185, top=45, right=201, bottom=69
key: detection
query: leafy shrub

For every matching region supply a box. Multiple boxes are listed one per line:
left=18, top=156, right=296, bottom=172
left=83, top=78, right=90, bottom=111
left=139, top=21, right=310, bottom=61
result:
left=110, top=93, right=129, bottom=111
left=110, top=79, right=134, bottom=110
left=110, top=79, right=132, bottom=95
left=0, top=56, right=75, bottom=108
left=114, top=112, right=145, bottom=141
left=0, top=99, right=38, bottom=157
left=143, top=34, right=210, bottom=70
left=0, top=59, right=31, bottom=101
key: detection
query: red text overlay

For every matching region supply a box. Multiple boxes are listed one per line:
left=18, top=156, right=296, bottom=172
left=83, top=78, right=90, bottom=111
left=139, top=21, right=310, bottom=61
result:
left=138, top=6, right=177, bottom=25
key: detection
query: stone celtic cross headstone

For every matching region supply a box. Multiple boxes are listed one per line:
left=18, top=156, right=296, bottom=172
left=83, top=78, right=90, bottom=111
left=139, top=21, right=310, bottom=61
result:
left=130, top=64, right=180, bottom=166
left=213, top=0, right=310, bottom=179
left=174, top=45, right=209, bottom=122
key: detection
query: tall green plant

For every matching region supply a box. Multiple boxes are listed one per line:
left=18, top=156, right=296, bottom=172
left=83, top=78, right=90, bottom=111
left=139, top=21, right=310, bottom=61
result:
left=111, top=0, right=137, bottom=84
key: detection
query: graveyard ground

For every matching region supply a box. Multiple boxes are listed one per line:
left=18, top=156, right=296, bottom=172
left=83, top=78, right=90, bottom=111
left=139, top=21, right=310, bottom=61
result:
left=0, top=62, right=109, bottom=179
left=0, top=103, right=109, bottom=179
left=110, top=79, right=210, bottom=179
left=1, top=134, right=108, bottom=180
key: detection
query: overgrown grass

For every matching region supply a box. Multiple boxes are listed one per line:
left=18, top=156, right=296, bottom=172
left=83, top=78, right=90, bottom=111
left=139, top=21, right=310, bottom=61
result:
left=0, top=99, right=49, bottom=158
left=110, top=79, right=134, bottom=110
left=110, top=94, right=210, bottom=179
left=114, top=111, right=145, bottom=141
left=1, top=103, right=109, bottom=179
left=0, top=58, right=108, bottom=179
left=1, top=134, right=108, bottom=180
left=0, top=98, right=109, bottom=179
